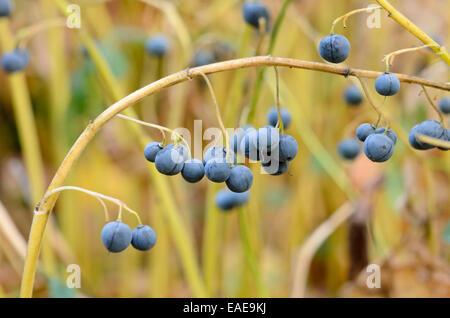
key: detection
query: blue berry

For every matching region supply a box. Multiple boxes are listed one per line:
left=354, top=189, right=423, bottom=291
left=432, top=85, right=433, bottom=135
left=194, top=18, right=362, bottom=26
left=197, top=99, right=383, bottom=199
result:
left=374, top=127, right=397, bottom=145
left=1, top=49, right=30, bottom=73
left=242, top=1, right=270, bottom=31
left=154, top=144, right=185, bottom=175
left=438, top=97, right=450, bottom=114
left=131, top=225, right=157, bottom=251
left=318, top=34, right=351, bottom=63
left=192, top=50, right=215, bottom=67
left=145, top=34, right=169, bottom=57
left=278, top=134, right=298, bottom=161
left=144, top=141, right=163, bottom=162
left=226, top=165, right=253, bottom=193
left=343, top=85, right=362, bottom=106
left=408, top=120, right=444, bottom=150
left=258, top=126, right=280, bottom=156
left=101, top=221, right=132, bottom=253
left=262, top=160, right=289, bottom=175
left=205, top=157, right=232, bottom=183
left=375, top=73, right=400, bottom=96
left=240, top=128, right=260, bottom=161
left=181, top=159, right=205, bottom=183
left=203, top=146, right=236, bottom=165
left=267, top=106, right=292, bottom=128
left=363, top=133, right=394, bottom=162
left=215, top=189, right=249, bottom=211
left=337, top=138, right=360, bottom=160
left=0, top=0, right=12, bottom=17
left=356, top=123, right=376, bottom=142
left=230, top=127, right=252, bottom=154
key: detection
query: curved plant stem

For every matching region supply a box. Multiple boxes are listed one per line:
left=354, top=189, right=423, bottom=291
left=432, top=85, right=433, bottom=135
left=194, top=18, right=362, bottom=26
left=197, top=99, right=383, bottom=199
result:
left=416, top=134, right=450, bottom=149
left=238, top=207, right=267, bottom=297
left=39, top=186, right=142, bottom=224
left=116, top=114, right=192, bottom=156
left=20, top=55, right=449, bottom=297
left=354, top=74, right=389, bottom=127
left=420, top=85, right=446, bottom=128
left=247, top=0, right=293, bottom=124
left=273, top=66, right=284, bottom=133
left=15, top=18, right=67, bottom=49
left=197, top=71, right=231, bottom=162
left=330, top=6, right=382, bottom=34
left=376, top=0, right=450, bottom=66
left=291, top=202, right=354, bottom=298
left=383, top=44, right=438, bottom=72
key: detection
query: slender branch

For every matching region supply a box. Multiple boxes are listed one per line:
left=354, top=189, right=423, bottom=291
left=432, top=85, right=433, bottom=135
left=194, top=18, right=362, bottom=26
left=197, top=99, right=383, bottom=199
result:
left=330, top=6, right=382, bottom=34
left=116, top=114, right=192, bottom=156
left=416, top=134, right=450, bottom=149
left=197, top=71, right=231, bottom=161
left=15, top=18, right=67, bottom=49
left=39, top=186, right=142, bottom=224
left=291, top=202, right=354, bottom=298
left=383, top=44, right=438, bottom=72
left=376, top=0, right=450, bottom=66
left=20, top=55, right=450, bottom=297
left=420, top=85, right=446, bottom=128
left=273, top=66, right=284, bottom=133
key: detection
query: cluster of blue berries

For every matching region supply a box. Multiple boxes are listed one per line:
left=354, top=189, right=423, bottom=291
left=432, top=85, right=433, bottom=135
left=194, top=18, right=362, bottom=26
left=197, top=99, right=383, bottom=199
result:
left=101, top=221, right=157, bottom=253
left=215, top=189, right=249, bottom=211
left=318, top=34, right=401, bottom=97
left=230, top=106, right=298, bottom=176
left=144, top=141, right=255, bottom=193
left=409, top=120, right=449, bottom=151
left=355, top=123, right=397, bottom=162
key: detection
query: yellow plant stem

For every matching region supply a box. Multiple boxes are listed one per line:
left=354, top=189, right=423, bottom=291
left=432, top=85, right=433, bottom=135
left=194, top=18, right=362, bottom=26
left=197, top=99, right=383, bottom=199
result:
left=376, top=0, right=450, bottom=66
left=238, top=207, right=267, bottom=297
left=20, top=54, right=450, bottom=297
left=330, top=6, right=382, bottom=34
left=383, top=44, right=438, bottom=72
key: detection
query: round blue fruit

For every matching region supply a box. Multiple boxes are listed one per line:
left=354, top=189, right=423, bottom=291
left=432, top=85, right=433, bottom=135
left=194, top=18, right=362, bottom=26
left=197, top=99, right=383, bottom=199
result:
left=205, top=157, right=232, bottom=183
left=145, top=34, right=169, bottom=57
left=258, top=126, right=280, bottom=155
left=408, top=120, right=444, bottom=150
left=0, top=0, right=12, bottom=17
left=262, top=160, right=289, bottom=175
left=192, top=50, right=215, bottom=67
left=267, top=106, right=291, bottom=129
left=278, top=134, right=298, bottom=162
left=318, top=34, right=351, bottom=63
left=337, top=138, right=360, bottom=160
left=438, top=97, right=450, bottom=114
left=215, top=189, right=249, bottom=211
left=1, top=49, right=30, bottom=73
left=182, top=159, right=205, bottom=183
left=101, top=221, right=132, bottom=253
left=242, top=1, right=270, bottom=31
left=240, top=129, right=260, bottom=161
left=374, top=127, right=397, bottom=145
left=363, top=133, right=394, bottom=162
left=343, top=85, right=362, bottom=106
left=144, top=141, right=163, bottom=162
left=375, top=73, right=400, bottom=96
left=131, top=225, right=157, bottom=251
left=356, top=123, right=376, bottom=142
left=226, top=165, right=253, bottom=193
left=154, top=144, right=185, bottom=175
left=230, top=127, right=253, bottom=154
left=203, top=146, right=236, bottom=165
